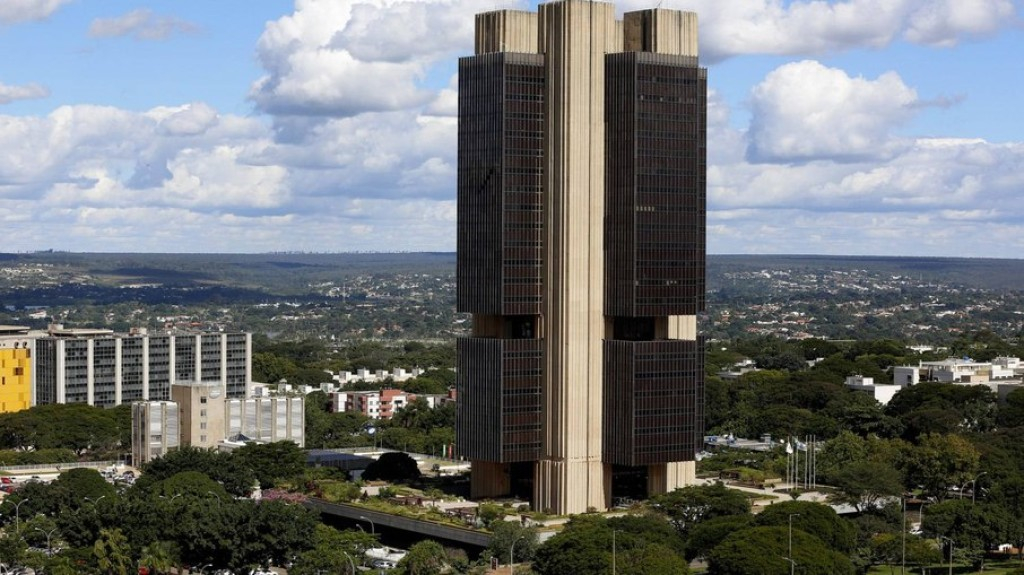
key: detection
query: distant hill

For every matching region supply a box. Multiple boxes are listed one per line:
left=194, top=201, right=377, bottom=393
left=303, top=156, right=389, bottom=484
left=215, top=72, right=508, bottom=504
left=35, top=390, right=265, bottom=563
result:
left=2, top=251, right=1021, bottom=299
left=708, top=254, right=1024, bottom=291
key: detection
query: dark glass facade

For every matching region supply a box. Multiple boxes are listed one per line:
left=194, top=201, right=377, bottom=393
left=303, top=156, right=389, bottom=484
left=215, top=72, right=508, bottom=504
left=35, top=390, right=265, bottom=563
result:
left=605, top=52, right=706, bottom=318
left=457, top=52, right=545, bottom=317
left=456, top=337, right=542, bottom=463
left=603, top=339, right=704, bottom=466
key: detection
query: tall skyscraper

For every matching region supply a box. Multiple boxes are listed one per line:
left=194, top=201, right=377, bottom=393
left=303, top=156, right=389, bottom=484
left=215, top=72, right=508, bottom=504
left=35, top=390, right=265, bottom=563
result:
left=456, top=0, right=706, bottom=514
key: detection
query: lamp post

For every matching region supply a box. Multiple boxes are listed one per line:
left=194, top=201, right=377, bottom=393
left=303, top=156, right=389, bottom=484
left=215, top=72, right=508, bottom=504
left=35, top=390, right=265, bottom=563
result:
left=35, top=526, right=58, bottom=556
left=84, top=495, right=106, bottom=507
left=901, top=495, right=906, bottom=575
left=12, top=498, right=29, bottom=533
left=612, top=530, right=623, bottom=575
left=940, top=536, right=954, bottom=575
left=342, top=551, right=356, bottom=575
left=788, top=513, right=800, bottom=575
left=510, top=534, right=526, bottom=575
left=972, top=472, right=988, bottom=504
left=360, top=515, right=376, bottom=535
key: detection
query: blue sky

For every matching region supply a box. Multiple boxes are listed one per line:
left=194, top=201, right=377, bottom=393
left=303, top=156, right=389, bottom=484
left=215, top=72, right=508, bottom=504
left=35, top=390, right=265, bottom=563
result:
left=0, top=0, right=1021, bottom=256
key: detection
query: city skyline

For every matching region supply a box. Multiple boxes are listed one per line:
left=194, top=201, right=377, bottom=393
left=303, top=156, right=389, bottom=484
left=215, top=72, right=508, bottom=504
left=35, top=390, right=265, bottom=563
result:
left=0, top=0, right=1021, bottom=257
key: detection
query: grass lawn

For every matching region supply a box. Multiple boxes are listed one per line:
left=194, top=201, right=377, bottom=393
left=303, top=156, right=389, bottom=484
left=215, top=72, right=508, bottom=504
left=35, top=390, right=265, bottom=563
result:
left=867, top=557, right=1024, bottom=574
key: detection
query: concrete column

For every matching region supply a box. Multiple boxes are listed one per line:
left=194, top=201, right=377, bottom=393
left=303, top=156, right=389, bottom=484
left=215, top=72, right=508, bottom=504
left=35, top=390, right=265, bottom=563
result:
left=535, top=0, right=617, bottom=515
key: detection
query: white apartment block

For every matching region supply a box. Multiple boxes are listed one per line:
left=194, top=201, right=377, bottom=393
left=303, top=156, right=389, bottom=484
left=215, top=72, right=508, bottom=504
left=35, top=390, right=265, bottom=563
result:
left=34, top=325, right=251, bottom=407
left=131, top=401, right=180, bottom=464
left=329, top=367, right=426, bottom=385
left=133, top=381, right=304, bottom=465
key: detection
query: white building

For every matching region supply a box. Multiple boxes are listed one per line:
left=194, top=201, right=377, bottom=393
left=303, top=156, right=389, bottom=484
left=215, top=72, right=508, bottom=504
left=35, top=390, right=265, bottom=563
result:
left=35, top=325, right=252, bottom=407
left=844, top=375, right=902, bottom=405
left=131, top=382, right=303, bottom=465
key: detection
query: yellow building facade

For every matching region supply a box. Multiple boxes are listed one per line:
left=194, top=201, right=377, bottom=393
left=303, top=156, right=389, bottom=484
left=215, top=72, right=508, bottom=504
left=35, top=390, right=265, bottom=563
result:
left=0, top=327, right=33, bottom=412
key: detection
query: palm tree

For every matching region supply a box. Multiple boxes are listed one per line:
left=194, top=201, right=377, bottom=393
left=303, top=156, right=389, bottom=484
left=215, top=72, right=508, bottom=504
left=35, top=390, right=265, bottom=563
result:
left=94, top=528, right=133, bottom=575
left=139, top=540, right=181, bottom=574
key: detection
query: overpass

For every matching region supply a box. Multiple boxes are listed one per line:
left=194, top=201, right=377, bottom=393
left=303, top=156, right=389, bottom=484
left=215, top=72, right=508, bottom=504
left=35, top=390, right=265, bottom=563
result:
left=304, top=498, right=492, bottom=549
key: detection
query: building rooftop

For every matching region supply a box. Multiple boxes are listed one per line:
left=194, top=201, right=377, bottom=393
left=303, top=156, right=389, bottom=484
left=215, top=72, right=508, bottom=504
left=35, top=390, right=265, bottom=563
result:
left=0, top=325, right=30, bottom=335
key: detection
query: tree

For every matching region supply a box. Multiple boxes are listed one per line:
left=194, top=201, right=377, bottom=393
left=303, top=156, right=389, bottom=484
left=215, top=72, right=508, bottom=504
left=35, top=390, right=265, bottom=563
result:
left=288, top=524, right=375, bottom=575
left=870, top=533, right=940, bottom=573
left=886, top=383, right=996, bottom=438
left=50, top=467, right=117, bottom=510
left=754, top=500, right=857, bottom=554
left=650, top=483, right=751, bottom=537
left=533, top=514, right=687, bottom=575
left=828, top=460, right=904, bottom=512
left=686, top=514, right=754, bottom=562
left=152, top=470, right=228, bottom=499
left=137, top=445, right=256, bottom=496
left=232, top=441, right=306, bottom=489
left=94, top=527, right=134, bottom=575
left=989, top=476, right=1024, bottom=560
left=487, top=521, right=539, bottom=566
left=923, top=499, right=1010, bottom=570
left=708, top=526, right=855, bottom=575
left=362, top=452, right=421, bottom=482
left=139, top=540, right=181, bottom=575
left=998, top=388, right=1024, bottom=428
left=900, top=433, right=980, bottom=499
left=397, top=540, right=448, bottom=575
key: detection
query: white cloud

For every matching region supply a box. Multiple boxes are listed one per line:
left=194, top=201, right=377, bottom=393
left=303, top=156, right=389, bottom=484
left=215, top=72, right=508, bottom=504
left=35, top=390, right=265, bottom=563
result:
left=618, top=0, right=1019, bottom=61
left=150, top=103, right=220, bottom=136
left=905, top=0, right=1017, bottom=47
left=3, top=0, right=1023, bottom=256
left=250, top=0, right=502, bottom=117
left=89, top=9, right=199, bottom=41
left=747, top=61, right=919, bottom=163
left=0, top=0, right=70, bottom=24
left=0, top=82, right=49, bottom=105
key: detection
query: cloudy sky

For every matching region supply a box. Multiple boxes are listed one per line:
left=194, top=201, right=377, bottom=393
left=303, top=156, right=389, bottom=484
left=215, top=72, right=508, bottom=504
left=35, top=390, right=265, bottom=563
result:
left=0, top=0, right=1021, bottom=256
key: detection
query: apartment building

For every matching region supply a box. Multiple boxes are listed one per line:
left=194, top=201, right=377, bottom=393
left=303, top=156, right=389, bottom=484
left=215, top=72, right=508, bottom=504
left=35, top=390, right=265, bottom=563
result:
left=34, top=325, right=251, bottom=407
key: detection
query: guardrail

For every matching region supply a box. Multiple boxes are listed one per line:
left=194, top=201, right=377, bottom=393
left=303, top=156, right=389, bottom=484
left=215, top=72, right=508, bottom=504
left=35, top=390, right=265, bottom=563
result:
left=0, top=461, right=118, bottom=473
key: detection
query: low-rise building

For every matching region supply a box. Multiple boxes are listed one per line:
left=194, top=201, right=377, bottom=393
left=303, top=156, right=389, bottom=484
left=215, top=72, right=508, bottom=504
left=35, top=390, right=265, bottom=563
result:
left=132, top=381, right=304, bottom=465
left=844, top=375, right=902, bottom=405
left=331, top=387, right=456, bottom=420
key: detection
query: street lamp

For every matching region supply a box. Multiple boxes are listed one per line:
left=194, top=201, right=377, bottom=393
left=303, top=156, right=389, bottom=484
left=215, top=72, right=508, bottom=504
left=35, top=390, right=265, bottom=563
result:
left=12, top=498, right=29, bottom=533
left=940, top=536, right=954, bottom=575
left=612, top=530, right=622, bottom=575
left=84, top=495, right=106, bottom=507
left=35, top=526, right=58, bottom=556
left=510, top=534, right=526, bottom=575
left=972, top=472, right=988, bottom=504
left=788, top=513, right=800, bottom=575
left=342, top=551, right=356, bottom=575
left=360, top=515, right=376, bottom=535
left=901, top=496, right=907, bottom=575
